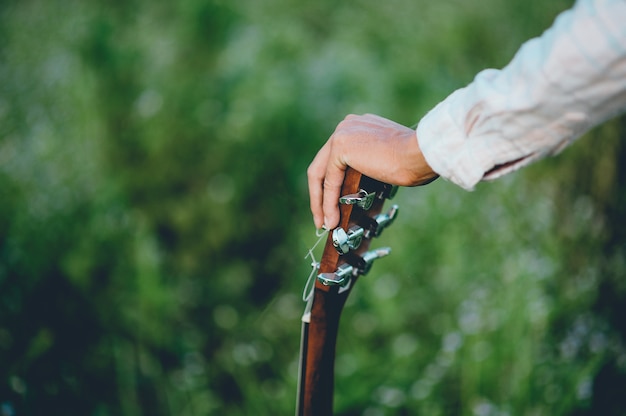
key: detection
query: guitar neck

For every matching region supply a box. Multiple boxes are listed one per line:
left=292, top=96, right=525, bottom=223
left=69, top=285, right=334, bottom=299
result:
left=296, top=287, right=350, bottom=415
left=296, top=168, right=396, bottom=416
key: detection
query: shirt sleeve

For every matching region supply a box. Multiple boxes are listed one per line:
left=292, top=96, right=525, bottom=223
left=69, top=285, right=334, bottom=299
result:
left=416, top=0, right=626, bottom=190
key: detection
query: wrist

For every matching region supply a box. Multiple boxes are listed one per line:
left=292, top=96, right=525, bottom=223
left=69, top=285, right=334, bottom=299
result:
left=399, top=129, right=437, bottom=186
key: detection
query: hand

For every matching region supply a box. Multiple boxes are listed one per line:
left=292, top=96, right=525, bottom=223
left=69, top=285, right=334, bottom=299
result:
left=307, top=113, right=438, bottom=230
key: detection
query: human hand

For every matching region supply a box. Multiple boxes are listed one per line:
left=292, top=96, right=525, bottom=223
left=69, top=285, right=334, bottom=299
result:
left=307, top=113, right=438, bottom=230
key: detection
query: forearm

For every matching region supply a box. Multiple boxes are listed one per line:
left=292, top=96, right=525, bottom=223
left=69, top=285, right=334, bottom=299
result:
left=417, top=0, right=626, bottom=190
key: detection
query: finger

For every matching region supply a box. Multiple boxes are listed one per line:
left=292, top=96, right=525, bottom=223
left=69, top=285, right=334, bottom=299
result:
left=307, top=143, right=331, bottom=229
left=322, top=156, right=347, bottom=230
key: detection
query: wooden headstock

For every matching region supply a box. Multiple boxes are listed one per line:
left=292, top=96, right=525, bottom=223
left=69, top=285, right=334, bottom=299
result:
left=297, top=167, right=399, bottom=416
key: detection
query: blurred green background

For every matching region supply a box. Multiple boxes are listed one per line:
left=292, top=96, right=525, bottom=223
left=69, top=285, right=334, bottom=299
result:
left=2, top=0, right=626, bottom=414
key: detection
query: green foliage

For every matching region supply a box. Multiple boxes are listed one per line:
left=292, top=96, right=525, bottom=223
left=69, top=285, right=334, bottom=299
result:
left=1, top=0, right=625, bottom=415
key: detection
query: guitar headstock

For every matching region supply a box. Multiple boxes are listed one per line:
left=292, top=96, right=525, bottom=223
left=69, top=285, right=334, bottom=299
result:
left=297, top=167, right=401, bottom=416
left=315, top=168, right=399, bottom=293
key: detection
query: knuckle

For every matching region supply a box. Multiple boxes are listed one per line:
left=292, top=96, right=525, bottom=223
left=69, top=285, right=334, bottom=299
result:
left=323, top=175, right=343, bottom=190
left=306, top=163, right=321, bottom=180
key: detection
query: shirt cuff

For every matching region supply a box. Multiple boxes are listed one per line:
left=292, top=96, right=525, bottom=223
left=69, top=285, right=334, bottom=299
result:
left=416, top=87, right=494, bottom=191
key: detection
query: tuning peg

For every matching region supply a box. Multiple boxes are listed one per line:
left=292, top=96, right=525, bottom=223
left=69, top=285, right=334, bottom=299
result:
left=367, top=204, right=399, bottom=238
left=339, top=189, right=376, bottom=210
left=317, top=263, right=354, bottom=287
left=332, top=225, right=365, bottom=255
left=349, top=247, right=392, bottom=276
left=381, top=184, right=399, bottom=200
left=317, top=247, right=392, bottom=287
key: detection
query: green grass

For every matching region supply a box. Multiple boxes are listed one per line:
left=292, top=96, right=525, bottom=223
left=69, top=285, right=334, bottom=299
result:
left=2, top=0, right=625, bottom=414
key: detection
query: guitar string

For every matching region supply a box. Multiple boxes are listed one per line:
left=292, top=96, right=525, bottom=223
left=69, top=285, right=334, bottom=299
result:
left=302, top=228, right=328, bottom=302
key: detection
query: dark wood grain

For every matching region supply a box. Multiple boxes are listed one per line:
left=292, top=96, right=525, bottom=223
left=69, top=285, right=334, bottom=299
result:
left=297, top=168, right=389, bottom=416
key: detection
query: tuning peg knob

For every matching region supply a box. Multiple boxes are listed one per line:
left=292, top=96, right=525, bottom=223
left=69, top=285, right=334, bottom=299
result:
left=381, top=184, right=399, bottom=200
left=332, top=225, right=365, bottom=255
left=317, top=263, right=354, bottom=287
left=318, top=247, right=392, bottom=288
left=339, top=189, right=376, bottom=210
left=351, top=247, right=392, bottom=275
left=368, top=204, right=399, bottom=238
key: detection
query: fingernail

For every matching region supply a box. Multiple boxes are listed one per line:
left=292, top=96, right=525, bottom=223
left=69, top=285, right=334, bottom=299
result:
left=323, top=218, right=329, bottom=229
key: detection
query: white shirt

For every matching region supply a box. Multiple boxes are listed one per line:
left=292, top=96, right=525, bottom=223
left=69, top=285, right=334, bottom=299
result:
left=417, top=0, right=626, bottom=190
